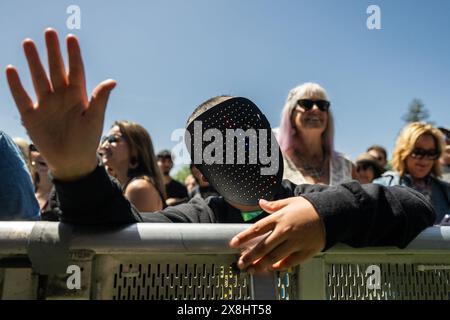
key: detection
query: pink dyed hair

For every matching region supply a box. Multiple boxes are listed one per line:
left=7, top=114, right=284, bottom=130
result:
left=277, top=82, right=335, bottom=157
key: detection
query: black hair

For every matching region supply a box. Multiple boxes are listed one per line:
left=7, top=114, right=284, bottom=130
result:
left=186, top=95, right=233, bottom=127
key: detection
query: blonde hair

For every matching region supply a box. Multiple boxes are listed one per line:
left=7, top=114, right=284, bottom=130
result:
left=392, top=122, right=445, bottom=177
left=278, top=82, right=334, bottom=157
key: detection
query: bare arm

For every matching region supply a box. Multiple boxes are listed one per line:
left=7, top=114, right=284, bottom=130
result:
left=124, top=179, right=163, bottom=212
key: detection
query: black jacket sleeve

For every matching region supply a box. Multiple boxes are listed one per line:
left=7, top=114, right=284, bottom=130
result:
left=51, top=165, right=217, bottom=225
left=51, top=165, right=143, bottom=225
left=296, top=181, right=436, bottom=250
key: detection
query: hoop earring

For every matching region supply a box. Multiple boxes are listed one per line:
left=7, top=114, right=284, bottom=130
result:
left=130, top=156, right=138, bottom=169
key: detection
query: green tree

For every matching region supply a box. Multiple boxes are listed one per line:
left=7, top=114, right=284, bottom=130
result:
left=173, top=165, right=191, bottom=184
left=402, top=99, right=433, bottom=124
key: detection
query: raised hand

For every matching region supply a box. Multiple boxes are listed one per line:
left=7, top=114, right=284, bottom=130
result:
left=229, top=197, right=326, bottom=273
left=6, top=28, right=116, bottom=181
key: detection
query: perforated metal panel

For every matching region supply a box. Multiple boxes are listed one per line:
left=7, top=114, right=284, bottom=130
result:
left=326, top=263, right=450, bottom=300
left=90, top=255, right=296, bottom=300
left=92, top=255, right=249, bottom=300
left=276, top=271, right=297, bottom=300
left=111, top=262, right=251, bottom=300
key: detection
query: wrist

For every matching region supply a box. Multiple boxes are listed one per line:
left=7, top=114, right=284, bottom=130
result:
left=50, top=159, right=98, bottom=182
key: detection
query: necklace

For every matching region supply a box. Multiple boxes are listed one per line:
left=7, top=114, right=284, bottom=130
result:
left=291, top=151, right=328, bottom=180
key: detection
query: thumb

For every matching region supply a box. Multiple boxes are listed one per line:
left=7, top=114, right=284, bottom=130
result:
left=88, top=79, right=116, bottom=118
left=259, top=198, right=292, bottom=214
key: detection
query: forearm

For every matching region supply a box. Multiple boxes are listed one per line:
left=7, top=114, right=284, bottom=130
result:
left=51, top=164, right=143, bottom=225
left=50, top=164, right=218, bottom=225
left=297, top=181, right=436, bottom=250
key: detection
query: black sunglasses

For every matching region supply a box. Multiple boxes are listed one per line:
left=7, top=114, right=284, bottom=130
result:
left=410, top=148, right=440, bottom=160
left=101, top=134, right=122, bottom=145
left=297, top=99, right=330, bottom=112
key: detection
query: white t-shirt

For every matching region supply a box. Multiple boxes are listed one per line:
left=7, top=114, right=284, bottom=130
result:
left=282, top=152, right=353, bottom=186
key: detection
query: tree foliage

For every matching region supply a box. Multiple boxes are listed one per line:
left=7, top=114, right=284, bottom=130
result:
left=402, top=99, right=433, bottom=124
left=173, top=165, right=192, bottom=184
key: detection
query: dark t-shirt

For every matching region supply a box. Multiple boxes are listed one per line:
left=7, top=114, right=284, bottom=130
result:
left=166, top=179, right=188, bottom=199
left=50, top=165, right=436, bottom=251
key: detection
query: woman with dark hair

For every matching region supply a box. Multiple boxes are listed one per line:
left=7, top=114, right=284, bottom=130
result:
left=98, top=120, right=166, bottom=212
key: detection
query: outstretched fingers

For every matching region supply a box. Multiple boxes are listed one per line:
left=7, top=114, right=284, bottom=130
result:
left=67, top=34, right=86, bottom=92
left=88, top=79, right=117, bottom=118
left=5, top=66, right=34, bottom=115
left=45, top=29, right=68, bottom=90
left=23, top=39, right=52, bottom=100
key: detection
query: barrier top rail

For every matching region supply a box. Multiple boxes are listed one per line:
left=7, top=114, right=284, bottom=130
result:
left=0, top=222, right=449, bottom=255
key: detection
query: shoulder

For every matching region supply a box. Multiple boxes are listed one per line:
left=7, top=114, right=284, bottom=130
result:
left=282, top=153, right=308, bottom=184
left=0, top=131, right=21, bottom=161
left=0, top=130, right=8, bottom=143
left=125, top=176, right=163, bottom=212
left=126, top=177, right=158, bottom=195
left=373, top=171, right=401, bottom=186
left=330, top=151, right=354, bottom=183
left=432, top=176, right=450, bottom=191
left=332, top=152, right=353, bottom=165
left=0, top=132, right=29, bottom=175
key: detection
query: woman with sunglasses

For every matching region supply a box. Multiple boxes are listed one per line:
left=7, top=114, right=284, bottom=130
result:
left=278, top=82, right=356, bottom=185
left=374, top=122, right=450, bottom=224
left=98, top=121, right=166, bottom=212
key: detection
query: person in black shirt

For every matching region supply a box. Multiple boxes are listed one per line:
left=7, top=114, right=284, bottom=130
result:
left=157, top=150, right=189, bottom=206
left=6, top=29, right=435, bottom=273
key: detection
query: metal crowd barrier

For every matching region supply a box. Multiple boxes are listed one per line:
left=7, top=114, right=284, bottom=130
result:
left=0, top=222, right=449, bottom=300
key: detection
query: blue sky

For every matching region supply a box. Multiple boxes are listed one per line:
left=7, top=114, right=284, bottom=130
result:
left=0, top=0, right=449, bottom=169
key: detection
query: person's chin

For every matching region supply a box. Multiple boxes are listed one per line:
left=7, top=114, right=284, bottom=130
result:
left=303, top=120, right=325, bottom=129
left=105, top=166, right=117, bottom=176
left=413, top=171, right=430, bottom=179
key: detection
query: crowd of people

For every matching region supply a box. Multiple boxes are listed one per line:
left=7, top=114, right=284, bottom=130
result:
left=1, top=29, right=448, bottom=272
left=5, top=109, right=450, bottom=223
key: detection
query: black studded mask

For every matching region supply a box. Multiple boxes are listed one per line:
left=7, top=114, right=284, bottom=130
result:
left=185, top=97, right=283, bottom=206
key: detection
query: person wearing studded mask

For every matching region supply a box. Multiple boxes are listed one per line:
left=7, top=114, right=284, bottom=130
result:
left=6, top=29, right=435, bottom=272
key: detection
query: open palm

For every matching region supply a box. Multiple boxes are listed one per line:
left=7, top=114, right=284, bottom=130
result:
left=6, top=29, right=116, bottom=181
